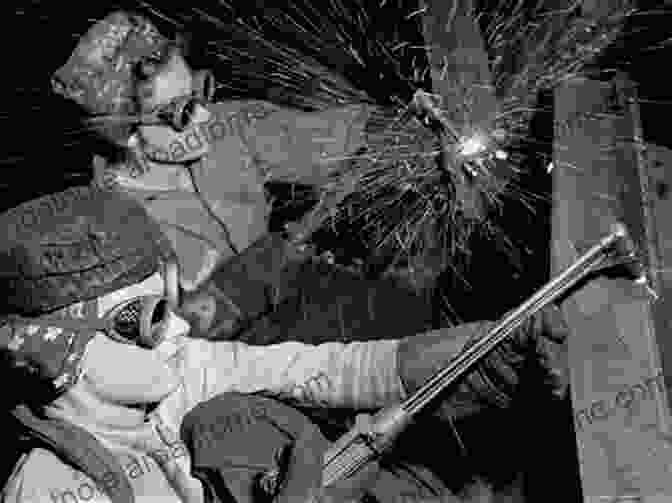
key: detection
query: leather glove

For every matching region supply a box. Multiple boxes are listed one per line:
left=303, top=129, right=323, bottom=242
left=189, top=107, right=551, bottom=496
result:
left=178, top=233, right=321, bottom=341
left=180, top=392, right=379, bottom=503
left=397, top=304, right=570, bottom=420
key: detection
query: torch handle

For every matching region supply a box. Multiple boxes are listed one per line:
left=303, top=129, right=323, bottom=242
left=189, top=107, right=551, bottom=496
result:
left=321, top=223, right=638, bottom=487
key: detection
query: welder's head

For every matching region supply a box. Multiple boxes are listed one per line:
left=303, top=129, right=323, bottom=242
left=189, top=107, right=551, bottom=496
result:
left=51, top=11, right=216, bottom=159
left=0, top=186, right=190, bottom=406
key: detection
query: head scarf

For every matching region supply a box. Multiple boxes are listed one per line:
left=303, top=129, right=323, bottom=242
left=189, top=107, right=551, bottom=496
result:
left=51, top=11, right=171, bottom=144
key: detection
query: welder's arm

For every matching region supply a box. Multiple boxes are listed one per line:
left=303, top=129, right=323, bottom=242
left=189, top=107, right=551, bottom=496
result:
left=193, top=338, right=405, bottom=410
left=186, top=304, right=567, bottom=414
left=238, top=101, right=372, bottom=186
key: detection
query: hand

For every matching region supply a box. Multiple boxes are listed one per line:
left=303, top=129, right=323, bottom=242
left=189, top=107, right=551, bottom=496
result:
left=398, top=304, right=570, bottom=420
left=493, top=303, right=570, bottom=399
left=513, top=303, right=571, bottom=346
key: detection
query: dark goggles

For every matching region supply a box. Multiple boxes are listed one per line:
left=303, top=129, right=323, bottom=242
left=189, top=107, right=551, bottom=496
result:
left=103, top=295, right=171, bottom=349
left=140, top=70, right=216, bottom=131
left=97, top=260, right=181, bottom=349
left=20, top=261, right=181, bottom=352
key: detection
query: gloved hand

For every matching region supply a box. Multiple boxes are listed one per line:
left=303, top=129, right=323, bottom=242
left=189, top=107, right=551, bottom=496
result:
left=180, top=392, right=379, bottom=503
left=397, top=304, right=570, bottom=420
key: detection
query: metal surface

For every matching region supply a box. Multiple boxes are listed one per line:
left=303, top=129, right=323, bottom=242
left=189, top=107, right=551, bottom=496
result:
left=553, top=75, right=672, bottom=502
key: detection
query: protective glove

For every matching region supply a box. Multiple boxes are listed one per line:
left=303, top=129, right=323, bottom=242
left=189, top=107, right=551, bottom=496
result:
left=397, top=304, right=570, bottom=420
left=177, top=233, right=321, bottom=341
left=180, top=392, right=379, bottom=503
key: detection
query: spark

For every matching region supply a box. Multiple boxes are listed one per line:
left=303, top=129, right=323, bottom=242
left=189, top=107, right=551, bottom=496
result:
left=405, top=6, right=428, bottom=20
left=591, top=192, right=620, bottom=202
left=10, top=0, right=668, bottom=302
left=457, top=134, right=487, bottom=158
left=494, top=150, right=508, bottom=161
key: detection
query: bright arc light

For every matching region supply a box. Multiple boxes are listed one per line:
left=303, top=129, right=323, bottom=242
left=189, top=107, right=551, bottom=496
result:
left=458, top=134, right=488, bottom=158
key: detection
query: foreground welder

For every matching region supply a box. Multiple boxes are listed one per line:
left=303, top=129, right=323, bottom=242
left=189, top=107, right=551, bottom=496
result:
left=0, top=187, right=568, bottom=503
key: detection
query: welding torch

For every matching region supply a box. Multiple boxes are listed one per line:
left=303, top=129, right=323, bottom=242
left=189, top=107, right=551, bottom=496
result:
left=303, top=222, right=646, bottom=489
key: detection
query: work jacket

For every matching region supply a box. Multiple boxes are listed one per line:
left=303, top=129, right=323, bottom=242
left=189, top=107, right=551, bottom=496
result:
left=93, top=100, right=371, bottom=291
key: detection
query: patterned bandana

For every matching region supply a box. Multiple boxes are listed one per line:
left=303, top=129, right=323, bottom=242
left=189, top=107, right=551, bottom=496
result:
left=0, top=303, right=98, bottom=394
left=51, top=11, right=171, bottom=143
left=0, top=275, right=175, bottom=396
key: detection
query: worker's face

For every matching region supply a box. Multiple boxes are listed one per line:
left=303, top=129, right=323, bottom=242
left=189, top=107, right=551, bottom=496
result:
left=135, top=49, right=214, bottom=163
left=80, top=271, right=190, bottom=405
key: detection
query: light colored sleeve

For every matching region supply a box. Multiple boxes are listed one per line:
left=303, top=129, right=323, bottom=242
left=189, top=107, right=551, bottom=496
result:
left=237, top=101, right=372, bottom=186
left=183, top=338, right=406, bottom=410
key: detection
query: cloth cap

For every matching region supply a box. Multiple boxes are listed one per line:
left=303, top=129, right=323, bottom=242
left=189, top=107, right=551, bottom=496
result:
left=0, top=186, right=173, bottom=395
left=0, top=186, right=172, bottom=316
left=51, top=11, right=170, bottom=143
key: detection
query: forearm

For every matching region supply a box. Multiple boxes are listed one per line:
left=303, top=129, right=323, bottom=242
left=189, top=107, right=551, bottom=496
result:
left=206, top=338, right=406, bottom=410
left=179, top=233, right=297, bottom=339
left=189, top=233, right=433, bottom=344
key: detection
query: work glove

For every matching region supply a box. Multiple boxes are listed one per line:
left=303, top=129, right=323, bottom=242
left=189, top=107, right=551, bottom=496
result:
left=180, top=392, right=379, bottom=503
left=397, top=304, right=570, bottom=420
left=177, top=233, right=320, bottom=341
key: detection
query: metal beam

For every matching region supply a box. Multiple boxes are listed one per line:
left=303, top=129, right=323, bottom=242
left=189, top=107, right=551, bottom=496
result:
left=553, top=73, right=672, bottom=502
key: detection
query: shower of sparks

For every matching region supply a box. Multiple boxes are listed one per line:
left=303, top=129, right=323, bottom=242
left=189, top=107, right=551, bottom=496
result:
left=136, top=0, right=645, bottom=290
left=11, top=0, right=669, bottom=295
left=257, top=0, right=641, bottom=291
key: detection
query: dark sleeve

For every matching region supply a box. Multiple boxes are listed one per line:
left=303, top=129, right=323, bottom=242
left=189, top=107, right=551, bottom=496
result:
left=240, top=101, right=372, bottom=186
left=184, top=232, right=434, bottom=345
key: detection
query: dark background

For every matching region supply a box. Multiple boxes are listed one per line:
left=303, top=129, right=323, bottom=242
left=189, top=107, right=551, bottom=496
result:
left=1, top=1, right=671, bottom=501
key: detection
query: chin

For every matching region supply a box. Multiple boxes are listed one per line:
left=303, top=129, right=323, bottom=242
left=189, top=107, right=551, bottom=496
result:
left=107, top=368, right=181, bottom=406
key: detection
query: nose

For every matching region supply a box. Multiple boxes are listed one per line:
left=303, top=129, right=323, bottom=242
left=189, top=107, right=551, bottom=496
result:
left=170, top=100, right=212, bottom=131
left=155, top=310, right=191, bottom=359
left=190, top=103, right=211, bottom=125
left=164, top=310, right=191, bottom=341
